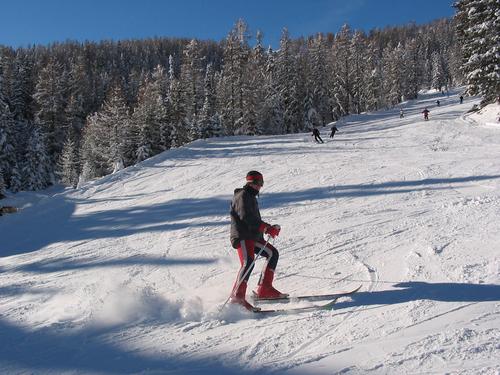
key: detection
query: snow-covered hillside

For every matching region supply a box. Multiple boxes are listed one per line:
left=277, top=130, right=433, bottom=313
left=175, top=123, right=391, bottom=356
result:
left=1, top=90, right=499, bottom=374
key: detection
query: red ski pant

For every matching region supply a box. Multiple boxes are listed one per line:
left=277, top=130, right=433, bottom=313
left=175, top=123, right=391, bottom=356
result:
left=234, top=239, right=279, bottom=286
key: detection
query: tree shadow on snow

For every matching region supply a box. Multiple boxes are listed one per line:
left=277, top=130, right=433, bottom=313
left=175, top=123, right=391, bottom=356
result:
left=263, top=174, right=500, bottom=207
left=0, top=194, right=231, bottom=257
left=8, top=255, right=217, bottom=274
left=2, top=174, right=500, bottom=257
left=0, top=318, right=283, bottom=375
left=335, top=281, right=500, bottom=309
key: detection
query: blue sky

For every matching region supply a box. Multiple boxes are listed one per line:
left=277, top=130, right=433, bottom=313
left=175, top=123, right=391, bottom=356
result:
left=2, top=0, right=455, bottom=49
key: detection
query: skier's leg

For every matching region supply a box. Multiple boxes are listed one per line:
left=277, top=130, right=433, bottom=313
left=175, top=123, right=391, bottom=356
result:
left=230, top=240, right=256, bottom=309
left=233, top=240, right=255, bottom=288
left=254, top=240, right=287, bottom=298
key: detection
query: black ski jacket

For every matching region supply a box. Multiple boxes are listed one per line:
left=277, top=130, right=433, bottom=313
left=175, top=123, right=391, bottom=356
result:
left=230, top=184, right=265, bottom=248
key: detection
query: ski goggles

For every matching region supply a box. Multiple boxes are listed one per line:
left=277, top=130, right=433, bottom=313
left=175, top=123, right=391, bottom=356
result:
left=248, top=179, right=264, bottom=187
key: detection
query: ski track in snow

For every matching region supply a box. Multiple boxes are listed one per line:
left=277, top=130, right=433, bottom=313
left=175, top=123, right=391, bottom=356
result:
left=1, top=90, right=499, bottom=375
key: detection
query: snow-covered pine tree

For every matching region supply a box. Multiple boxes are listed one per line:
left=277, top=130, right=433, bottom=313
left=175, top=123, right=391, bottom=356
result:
left=331, top=24, right=353, bottom=116
left=454, top=0, right=500, bottom=103
left=33, top=58, right=68, bottom=168
left=308, top=33, right=331, bottom=125
left=8, top=160, right=23, bottom=193
left=383, top=42, right=405, bottom=106
left=275, top=28, right=301, bottom=133
left=402, top=38, right=421, bottom=100
left=218, top=19, right=251, bottom=135
left=364, top=41, right=383, bottom=112
left=22, top=123, right=52, bottom=191
left=150, top=64, right=173, bottom=151
left=103, top=84, right=132, bottom=173
left=0, top=168, right=5, bottom=198
left=239, top=30, right=264, bottom=136
left=260, top=47, right=284, bottom=135
left=59, top=136, right=80, bottom=188
left=0, top=74, right=16, bottom=190
left=80, top=84, right=131, bottom=178
left=10, top=52, right=35, bottom=121
left=431, top=51, right=446, bottom=91
left=132, top=72, right=168, bottom=162
left=80, top=112, right=109, bottom=181
left=181, top=39, right=204, bottom=132
left=197, top=63, right=221, bottom=138
left=66, top=54, right=91, bottom=133
left=350, top=31, right=368, bottom=114
left=168, top=55, right=188, bottom=147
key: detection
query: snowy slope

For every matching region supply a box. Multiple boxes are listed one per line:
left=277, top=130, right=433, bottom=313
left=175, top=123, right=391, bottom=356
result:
left=1, top=90, right=499, bottom=375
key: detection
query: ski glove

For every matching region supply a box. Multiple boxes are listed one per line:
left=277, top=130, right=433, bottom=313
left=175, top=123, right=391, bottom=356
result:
left=258, top=223, right=281, bottom=238
left=266, top=224, right=281, bottom=238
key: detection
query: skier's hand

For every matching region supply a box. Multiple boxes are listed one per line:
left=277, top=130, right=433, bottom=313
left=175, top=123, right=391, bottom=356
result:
left=266, top=224, right=281, bottom=238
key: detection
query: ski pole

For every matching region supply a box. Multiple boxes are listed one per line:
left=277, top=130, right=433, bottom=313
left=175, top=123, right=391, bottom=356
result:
left=220, top=235, right=272, bottom=311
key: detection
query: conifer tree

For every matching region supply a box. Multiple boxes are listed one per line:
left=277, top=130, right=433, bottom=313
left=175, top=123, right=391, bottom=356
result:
left=260, top=47, right=284, bottom=134
left=350, top=31, right=368, bottom=114
left=33, top=58, right=68, bottom=167
left=0, top=76, right=16, bottom=189
left=383, top=43, right=405, bottom=106
left=308, top=33, right=331, bottom=124
left=10, top=52, right=35, bottom=121
left=0, top=168, right=5, bottom=198
left=454, top=0, right=500, bottom=103
left=22, top=123, right=52, bottom=190
left=275, top=28, right=302, bottom=133
left=197, top=63, right=221, bottom=138
left=219, top=19, right=251, bottom=134
left=60, top=136, right=80, bottom=188
left=403, top=38, right=421, bottom=100
left=332, top=24, right=353, bottom=115
left=431, top=51, right=446, bottom=91
left=168, top=55, right=188, bottom=147
left=364, top=41, right=383, bottom=112
left=181, top=39, right=204, bottom=126
left=132, top=73, right=168, bottom=162
left=80, top=84, right=131, bottom=177
left=80, top=113, right=107, bottom=182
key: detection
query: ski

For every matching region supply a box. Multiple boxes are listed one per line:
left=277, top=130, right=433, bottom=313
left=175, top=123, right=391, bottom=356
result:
left=254, top=297, right=339, bottom=314
left=252, top=284, right=362, bottom=304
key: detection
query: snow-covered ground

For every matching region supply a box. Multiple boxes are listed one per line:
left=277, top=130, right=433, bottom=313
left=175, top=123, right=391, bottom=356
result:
left=1, top=89, right=499, bottom=375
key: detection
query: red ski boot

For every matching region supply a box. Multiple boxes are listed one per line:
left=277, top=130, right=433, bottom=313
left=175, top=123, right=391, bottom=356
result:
left=230, top=281, right=260, bottom=311
left=254, top=269, right=288, bottom=300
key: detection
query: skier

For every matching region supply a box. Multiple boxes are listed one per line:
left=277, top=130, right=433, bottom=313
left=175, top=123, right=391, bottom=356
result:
left=330, top=125, right=339, bottom=139
left=312, top=128, right=324, bottom=143
left=422, top=108, right=430, bottom=121
left=399, top=109, right=404, bottom=118
left=460, top=95, right=464, bottom=104
left=229, top=171, right=286, bottom=311
left=436, top=100, right=440, bottom=107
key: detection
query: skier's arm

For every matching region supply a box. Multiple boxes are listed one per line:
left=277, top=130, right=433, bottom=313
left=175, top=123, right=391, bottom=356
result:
left=237, top=193, right=266, bottom=233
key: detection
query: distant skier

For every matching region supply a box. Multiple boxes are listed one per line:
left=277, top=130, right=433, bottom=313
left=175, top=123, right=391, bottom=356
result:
left=422, top=108, right=430, bottom=121
left=460, top=95, right=464, bottom=104
left=436, top=100, right=440, bottom=107
left=229, top=171, right=287, bottom=311
left=399, top=109, right=404, bottom=118
left=330, top=125, right=339, bottom=139
left=312, top=128, right=324, bottom=143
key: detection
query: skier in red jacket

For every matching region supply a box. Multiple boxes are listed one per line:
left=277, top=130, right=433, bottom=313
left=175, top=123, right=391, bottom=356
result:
left=229, top=171, right=287, bottom=310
